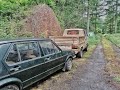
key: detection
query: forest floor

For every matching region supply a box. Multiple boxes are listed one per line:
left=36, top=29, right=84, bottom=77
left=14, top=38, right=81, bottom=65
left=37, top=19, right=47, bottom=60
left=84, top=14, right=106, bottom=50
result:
left=28, top=43, right=120, bottom=90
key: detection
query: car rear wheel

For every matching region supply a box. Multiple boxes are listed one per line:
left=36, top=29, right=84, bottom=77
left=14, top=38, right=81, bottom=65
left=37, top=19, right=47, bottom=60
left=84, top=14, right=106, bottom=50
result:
left=65, top=58, right=73, bottom=71
left=84, top=46, right=88, bottom=51
left=77, top=49, right=83, bottom=58
left=84, top=44, right=88, bottom=51
left=1, top=84, right=20, bottom=90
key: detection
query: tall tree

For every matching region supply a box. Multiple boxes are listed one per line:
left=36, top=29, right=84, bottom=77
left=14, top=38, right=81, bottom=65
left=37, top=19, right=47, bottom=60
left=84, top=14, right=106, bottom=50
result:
left=87, top=0, right=90, bottom=33
left=114, top=0, right=118, bottom=33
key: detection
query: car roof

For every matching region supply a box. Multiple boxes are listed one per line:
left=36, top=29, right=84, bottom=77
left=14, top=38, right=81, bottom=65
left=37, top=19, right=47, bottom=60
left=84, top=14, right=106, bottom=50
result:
left=0, top=38, right=51, bottom=44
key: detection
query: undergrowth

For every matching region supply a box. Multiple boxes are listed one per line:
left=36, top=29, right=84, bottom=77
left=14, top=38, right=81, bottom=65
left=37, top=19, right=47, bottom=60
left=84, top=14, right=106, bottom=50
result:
left=105, top=34, right=120, bottom=47
left=102, top=37, right=120, bottom=82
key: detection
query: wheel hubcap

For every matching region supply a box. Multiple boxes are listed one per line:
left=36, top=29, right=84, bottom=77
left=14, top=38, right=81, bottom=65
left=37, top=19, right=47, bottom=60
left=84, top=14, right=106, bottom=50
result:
left=6, top=85, right=19, bottom=90
left=68, top=60, right=72, bottom=69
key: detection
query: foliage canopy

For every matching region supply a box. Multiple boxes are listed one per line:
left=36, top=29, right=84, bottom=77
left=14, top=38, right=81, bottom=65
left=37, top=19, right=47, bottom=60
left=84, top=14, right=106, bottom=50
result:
left=0, top=0, right=120, bottom=39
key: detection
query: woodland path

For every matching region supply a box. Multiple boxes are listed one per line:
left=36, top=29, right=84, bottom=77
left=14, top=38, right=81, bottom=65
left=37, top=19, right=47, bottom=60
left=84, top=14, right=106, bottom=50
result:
left=47, top=44, right=117, bottom=90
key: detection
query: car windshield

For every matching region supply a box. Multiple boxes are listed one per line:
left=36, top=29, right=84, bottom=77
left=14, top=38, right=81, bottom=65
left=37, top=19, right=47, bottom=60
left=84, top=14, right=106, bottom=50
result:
left=0, top=43, right=10, bottom=60
left=67, top=30, right=79, bottom=35
left=67, top=30, right=85, bottom=36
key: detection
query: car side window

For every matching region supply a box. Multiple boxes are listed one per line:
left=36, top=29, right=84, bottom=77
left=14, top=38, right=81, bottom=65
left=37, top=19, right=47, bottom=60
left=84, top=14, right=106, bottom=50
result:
left=6, top=44, right=20, bottom=65
left=39, top=41, right=60, bottom=56
left=52, top=42, right=60, bottom=53
left=17, top=42, right=40, bottom=61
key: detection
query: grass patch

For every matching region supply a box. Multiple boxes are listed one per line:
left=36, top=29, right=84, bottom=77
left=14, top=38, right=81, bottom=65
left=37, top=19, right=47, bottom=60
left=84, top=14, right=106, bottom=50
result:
left=105, top=33, right=120, bottom=47
left=102, top=38, right=115, bottom=61
left=114, top=77, right=120, bottom=82
left=102, top=37, right=120, bottom=81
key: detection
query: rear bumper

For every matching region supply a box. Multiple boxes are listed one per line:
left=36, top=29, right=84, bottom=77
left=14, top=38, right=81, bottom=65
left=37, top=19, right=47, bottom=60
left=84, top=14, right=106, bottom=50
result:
left=72, top=49, right=79, bottom=54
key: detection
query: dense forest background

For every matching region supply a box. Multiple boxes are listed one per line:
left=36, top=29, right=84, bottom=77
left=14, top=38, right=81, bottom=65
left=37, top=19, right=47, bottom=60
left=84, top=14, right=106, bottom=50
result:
left=0, top=0, right=120, bottom=39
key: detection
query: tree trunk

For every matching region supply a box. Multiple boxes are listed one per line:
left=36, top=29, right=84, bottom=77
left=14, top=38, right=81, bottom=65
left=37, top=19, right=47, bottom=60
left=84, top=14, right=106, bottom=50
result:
left=87, top=0, right=90, bottom=33
left=115, top=0, right=118, bottom=33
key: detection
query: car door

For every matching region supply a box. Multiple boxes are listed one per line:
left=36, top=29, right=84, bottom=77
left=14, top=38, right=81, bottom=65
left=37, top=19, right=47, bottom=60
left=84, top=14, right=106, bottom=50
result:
left=52, top=41, right=66, bottom=67
left=4, top=41, right=44, bottom=88
left=39, top=40, right=66, bottom=75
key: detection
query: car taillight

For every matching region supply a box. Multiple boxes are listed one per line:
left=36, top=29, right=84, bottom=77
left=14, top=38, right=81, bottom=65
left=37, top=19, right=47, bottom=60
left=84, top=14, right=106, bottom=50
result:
left=72, top=44, right=78, bottom=49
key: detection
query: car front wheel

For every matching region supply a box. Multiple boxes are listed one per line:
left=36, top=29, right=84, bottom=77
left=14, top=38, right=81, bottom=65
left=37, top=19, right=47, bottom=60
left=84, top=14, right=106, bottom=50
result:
left=1, top=84, right=20, bottom=90
left=65, top=58, right=73, bottom=71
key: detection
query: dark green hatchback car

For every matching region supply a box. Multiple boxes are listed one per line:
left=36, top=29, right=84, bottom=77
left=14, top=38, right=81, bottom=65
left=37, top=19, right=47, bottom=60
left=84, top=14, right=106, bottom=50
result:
left=0, top=38, right=75, bottom=90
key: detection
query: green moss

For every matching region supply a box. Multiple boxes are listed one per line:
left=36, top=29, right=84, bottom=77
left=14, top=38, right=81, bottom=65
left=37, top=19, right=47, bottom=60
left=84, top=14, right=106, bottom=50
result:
left=114, top=77, right=120, bottom=82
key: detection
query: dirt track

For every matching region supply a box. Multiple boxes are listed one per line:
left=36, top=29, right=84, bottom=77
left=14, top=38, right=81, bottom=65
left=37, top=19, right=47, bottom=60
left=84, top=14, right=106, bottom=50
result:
left=69, top=44, right=117, bottom=90
left=43, top=44, right=116, bottom=90
left=30, top=44, right=119, bottom=90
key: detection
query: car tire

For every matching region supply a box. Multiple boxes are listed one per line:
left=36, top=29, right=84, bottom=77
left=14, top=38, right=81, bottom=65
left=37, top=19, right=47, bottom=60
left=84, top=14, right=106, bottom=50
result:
left=77, top=49, right=83, bottom=58
left=84, top=44, right=88, bottom=51
left=1, top=84, right=20, bottom=90
left=84, top=46, right=88, bottom=51
left=65, top=58, right=73, bottom=71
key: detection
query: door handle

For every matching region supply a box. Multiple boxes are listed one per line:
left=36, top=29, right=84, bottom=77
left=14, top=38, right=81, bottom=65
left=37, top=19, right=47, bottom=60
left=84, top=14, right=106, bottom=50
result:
left=45, top=57, right=51, bottom=61
left=10, top=66, right=21, bottom=72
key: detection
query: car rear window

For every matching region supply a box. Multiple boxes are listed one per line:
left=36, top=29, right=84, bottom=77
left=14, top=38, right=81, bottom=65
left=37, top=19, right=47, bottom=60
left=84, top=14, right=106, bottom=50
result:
left=0, top=44, right=10, bottom=60
left=67, top=30, right=79, bottom=35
